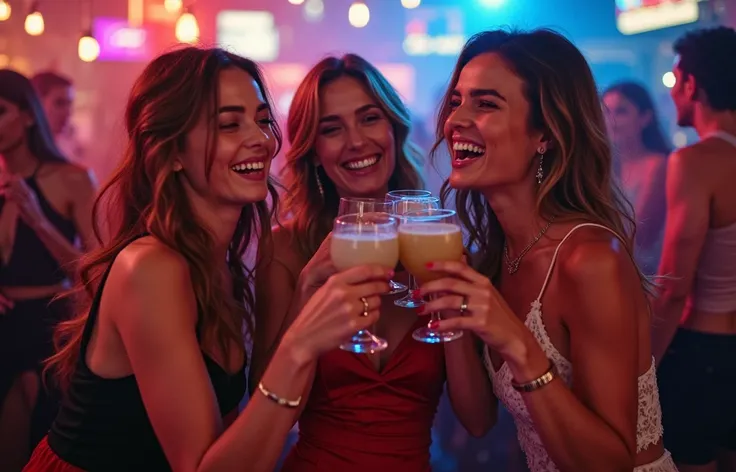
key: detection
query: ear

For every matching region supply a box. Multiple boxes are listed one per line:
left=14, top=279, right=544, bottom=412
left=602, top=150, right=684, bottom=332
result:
left=683, top=73, right=698, bottom=101
left=20, top=110, right=34, bottom=129
left=536, top=132, right=554, bottom=154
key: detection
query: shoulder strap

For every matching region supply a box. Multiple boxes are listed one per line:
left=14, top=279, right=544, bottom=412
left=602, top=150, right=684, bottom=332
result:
left=79, top=233, right=150, bottom=357
left=706, top=130, right=736, bottom=149
left=536, top=223, right=625, bottom=301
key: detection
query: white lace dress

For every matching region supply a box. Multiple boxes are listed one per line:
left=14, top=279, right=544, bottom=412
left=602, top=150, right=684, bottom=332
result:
left=483, top=224, right=678, bottom=472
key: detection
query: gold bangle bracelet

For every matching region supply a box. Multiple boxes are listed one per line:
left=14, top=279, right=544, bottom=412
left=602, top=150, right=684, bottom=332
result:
left=511, top=362, right=557, bottom=393
left=258, top=382, right=302, bottom=408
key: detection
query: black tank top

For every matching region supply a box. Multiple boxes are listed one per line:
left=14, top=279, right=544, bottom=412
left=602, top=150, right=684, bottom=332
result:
left=0, top=164, right=77, bottom=286
left=47, top=236, right=247, bottom=471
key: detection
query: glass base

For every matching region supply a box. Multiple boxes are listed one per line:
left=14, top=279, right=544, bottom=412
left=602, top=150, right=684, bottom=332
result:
left=387, top=279, right=408, bottom=295
left=412, top=326, right=463, bottom=344
left=340, top=331, right=388, bottom=354
left=394, top=295, right=425, bottom=308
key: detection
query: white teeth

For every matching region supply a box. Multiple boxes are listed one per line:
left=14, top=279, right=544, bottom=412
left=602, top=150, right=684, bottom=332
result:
left=452, top=142, right=486, bottom=155
left=231, top=161, right=265, bottom=172
left=345, top=156, right=378, bottom=170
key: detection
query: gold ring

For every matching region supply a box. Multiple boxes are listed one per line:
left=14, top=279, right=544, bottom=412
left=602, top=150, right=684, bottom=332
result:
left=460, top=296, right=468, bottom=314
left=360, top=297, right=369, bottom=317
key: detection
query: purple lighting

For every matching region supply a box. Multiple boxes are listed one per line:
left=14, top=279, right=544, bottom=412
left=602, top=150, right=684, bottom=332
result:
left=94, top=17, right=151, bottom=62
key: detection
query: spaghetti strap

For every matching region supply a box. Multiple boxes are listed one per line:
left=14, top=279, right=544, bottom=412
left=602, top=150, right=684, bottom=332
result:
left=535, top=223, right=625, bottom=301
left=78, top=233, right=150, bottom=359
left=706, top=130, right=736, bottom=148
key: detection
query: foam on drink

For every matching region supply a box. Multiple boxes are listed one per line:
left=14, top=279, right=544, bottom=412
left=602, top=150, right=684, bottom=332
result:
left=331, top=232, right=400, bottom=271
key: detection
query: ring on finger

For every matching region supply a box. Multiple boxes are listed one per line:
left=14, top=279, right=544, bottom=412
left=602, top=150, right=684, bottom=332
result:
left=360, top=297, right=370, bottom=317
left=459, top=296, right=468, bottom=315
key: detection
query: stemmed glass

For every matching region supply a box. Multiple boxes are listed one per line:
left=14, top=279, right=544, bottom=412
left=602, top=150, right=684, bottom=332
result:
left=390, top=196, right=440, bottom=308
left=398, top=209, right=465, bottom=343
left=338, top=197, right=406, bottom=295
left=331, top=212, right=399, bottom=353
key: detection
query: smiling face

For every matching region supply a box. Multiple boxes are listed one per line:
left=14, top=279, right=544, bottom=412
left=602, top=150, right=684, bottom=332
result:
left=443, top=53, right=545, bottom=191
left=176, top=67, right=276, bottom=208
left=314, top=76, right=396, bottom=199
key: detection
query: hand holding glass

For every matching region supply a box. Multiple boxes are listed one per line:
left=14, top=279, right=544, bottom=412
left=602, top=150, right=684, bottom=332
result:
left=399, top=209, right=464, bottom=343
left=331, top=212, right=399, bottom=353
left=338, top=197, right=405, bottom=295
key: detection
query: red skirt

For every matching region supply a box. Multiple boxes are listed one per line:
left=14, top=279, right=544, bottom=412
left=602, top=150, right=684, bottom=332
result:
left=23, top=436, right=84, bottom=472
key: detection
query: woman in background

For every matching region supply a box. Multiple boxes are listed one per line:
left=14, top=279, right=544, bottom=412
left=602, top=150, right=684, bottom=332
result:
left=252, top=54, right=494, bottom=471
left=603, top=81, right=671, bottom=275
left=0, top=69, right=95, bottom=471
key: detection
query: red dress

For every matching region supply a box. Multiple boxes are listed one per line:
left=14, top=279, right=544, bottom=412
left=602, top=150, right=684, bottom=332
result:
left=281, top=318, right=446, bottom=472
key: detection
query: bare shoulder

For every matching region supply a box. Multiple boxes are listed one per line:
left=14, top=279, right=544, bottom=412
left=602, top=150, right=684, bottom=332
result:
left=556, top=225, right=637, bottom=297
left=555, top=225, right=642, bottom=327
left=113, top=238, right=191, bottom=303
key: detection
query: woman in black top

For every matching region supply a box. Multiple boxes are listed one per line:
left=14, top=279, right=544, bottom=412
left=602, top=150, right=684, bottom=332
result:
left=24, top=47, right=390, bottom=472
left=0, top=70, right=96, bottom=470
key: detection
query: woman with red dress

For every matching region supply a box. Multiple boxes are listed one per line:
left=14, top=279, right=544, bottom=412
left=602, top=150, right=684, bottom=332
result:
left=251, top=54, right=494, bottom=471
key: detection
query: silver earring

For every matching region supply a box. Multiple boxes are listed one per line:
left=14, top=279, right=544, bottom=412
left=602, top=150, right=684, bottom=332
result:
left=315, top=166, right=325, bottom=198
left=536, top=146, right=546, bottom=184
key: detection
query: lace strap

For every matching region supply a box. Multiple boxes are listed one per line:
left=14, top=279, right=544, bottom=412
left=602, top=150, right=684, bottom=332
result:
left=536, top=223, right=625, bottom=301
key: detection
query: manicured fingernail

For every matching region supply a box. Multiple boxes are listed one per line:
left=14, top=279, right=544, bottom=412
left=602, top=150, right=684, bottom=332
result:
left=411, top=289, right=422, bottom=299
left=426, top=262, right=434, bottom=269
left=429, top=320, right=440, bottom=330
left=388, top=270, right=395, bottom=278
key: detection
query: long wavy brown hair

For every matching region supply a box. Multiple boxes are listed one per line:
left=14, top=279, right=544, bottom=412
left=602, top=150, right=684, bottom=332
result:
left=46, top=47, right=281, bottom=390
left=434, top=29, right=644, bottom=287
left=281, top=54, right=425, bottom=259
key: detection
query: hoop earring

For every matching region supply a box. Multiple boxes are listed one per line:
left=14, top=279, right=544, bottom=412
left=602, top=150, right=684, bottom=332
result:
left=315, top=166, right=325, bottom=199
left=536, top=146, right=546, bottom=184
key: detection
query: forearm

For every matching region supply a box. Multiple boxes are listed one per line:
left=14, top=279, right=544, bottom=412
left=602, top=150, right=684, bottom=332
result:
left=31, top=219, right=82, bottom=276
left=198, top=339, right=313, bottom=472
left=651, top=294, right=686, bottom=365
left=506, top=338, right=634, bottom=472
left=444, top=334, right=496, bottom=437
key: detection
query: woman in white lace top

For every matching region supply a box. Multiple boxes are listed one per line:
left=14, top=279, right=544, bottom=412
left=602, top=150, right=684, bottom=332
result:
left=415, top=29, right=677, bottom=471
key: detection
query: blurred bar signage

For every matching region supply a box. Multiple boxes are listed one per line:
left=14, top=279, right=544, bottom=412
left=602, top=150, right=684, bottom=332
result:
left=93, top=17, right=150, bottom=62
left=616, top=0, right=700, bottom=35
left=217, top=11, right=279, bottom=62
left=403, top=7, right=465, bottom=56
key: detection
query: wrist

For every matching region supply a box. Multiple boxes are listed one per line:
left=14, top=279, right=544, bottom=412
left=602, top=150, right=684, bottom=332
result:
left=29, top=216, right=52, bottom=232
left=278, top=331, right=315, bottom=370
left=503, top=334, right=550, bottom=384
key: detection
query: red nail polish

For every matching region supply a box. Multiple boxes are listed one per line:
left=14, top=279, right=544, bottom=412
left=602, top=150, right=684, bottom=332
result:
left=426, top=262, right=434, bottom=269
left=416, top=307, right=426, bottom=315
left=429, top=320, right=440, bottom=330
left=411, top=289, right=422, bottom=299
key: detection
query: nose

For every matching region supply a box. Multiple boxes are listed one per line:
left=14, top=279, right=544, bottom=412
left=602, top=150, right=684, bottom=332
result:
left=445, top=104, right=472, bottom=131
left=346, top=125, right=366, bottom=149
left=243, top=120, right=269, bottom=149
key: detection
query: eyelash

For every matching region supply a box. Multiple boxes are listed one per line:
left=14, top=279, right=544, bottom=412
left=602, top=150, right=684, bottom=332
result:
left=448, top=100, right=499, bottom=110
left=219, top=117, right=275, bottom=130
left=319, top=114, right=381, bottom=135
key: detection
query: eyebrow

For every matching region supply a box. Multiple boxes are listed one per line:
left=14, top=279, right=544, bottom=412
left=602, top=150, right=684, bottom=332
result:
left=319, top=104, right=380, bottom=124
left=452, top=88, right=507, bottom=102
left=217, top=103, right=270, bottom=114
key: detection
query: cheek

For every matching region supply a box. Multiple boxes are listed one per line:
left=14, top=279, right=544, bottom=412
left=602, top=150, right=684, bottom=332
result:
left=314, top=137, right=342, bottom=167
